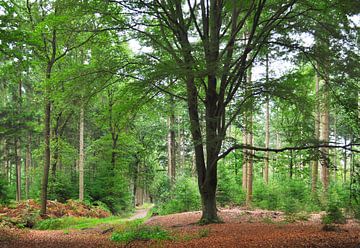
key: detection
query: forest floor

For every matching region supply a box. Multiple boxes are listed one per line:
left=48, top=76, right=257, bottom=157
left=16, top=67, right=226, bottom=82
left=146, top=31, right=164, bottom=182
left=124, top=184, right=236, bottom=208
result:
left=1, top=207, right=360, bottom=248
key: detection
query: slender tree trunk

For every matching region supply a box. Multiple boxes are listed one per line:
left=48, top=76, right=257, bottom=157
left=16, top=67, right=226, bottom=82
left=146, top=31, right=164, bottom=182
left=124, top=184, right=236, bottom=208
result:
left=4, top=140, right=9, bottom=182
left=246, top=67, right=253, bottom=206
left=264, top=53, right=270, bottom=184
left=320, top=79, right=330, bottom=192
left=2, top=139, right=6, bottom=176
left=312, top=71, right=320, bottom=193
left=290, top=153, right=293, bottom=179
left=264, top=95, right=270, bottom=184
left=242, top=129, right=248, bottom=191
left=167, top=97, right=176, bottom=184
left=344, top=137, right=347, bottom=183
left=15, top=138, right=21, bottom=201
left=41, top=60, right=53, bottom=216
left=246, top=118, right=253, bottom=206
left=25, top=134, right=31, bottom=199
left=79, top=105, right=84, bottom=201
left=333, top=116, right=337, bottom=182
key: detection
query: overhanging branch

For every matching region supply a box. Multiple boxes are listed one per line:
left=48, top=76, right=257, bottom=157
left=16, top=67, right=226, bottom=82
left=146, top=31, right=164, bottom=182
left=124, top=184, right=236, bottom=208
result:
left=218, top=142, right=360, bottom=161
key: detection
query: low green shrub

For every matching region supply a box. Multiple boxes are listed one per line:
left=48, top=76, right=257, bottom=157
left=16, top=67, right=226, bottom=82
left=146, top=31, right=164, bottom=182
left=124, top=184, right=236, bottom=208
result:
left=0, top=175, right=10, bottom=205
left=321, top=203, right=346, bottom=225
left=154, top=176, right=201, bottom=215
left=111, top=225, right=171, bottom=243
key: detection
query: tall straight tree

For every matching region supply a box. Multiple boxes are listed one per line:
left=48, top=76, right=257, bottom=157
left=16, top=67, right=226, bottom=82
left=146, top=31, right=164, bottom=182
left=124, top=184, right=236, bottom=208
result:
left=79, top=104, right=85, bottom=201
left=312, top=70, right=320, bottom=193
left=264, top=53, right=270, bottom=184
left=167, top=96, right=176, bottom=184
left=23, top=0, right=98, bottom=215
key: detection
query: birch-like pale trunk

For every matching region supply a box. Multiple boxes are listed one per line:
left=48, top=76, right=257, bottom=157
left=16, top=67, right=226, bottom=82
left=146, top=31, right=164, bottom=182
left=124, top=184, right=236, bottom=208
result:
left=79, top=105, right=84, bottom=201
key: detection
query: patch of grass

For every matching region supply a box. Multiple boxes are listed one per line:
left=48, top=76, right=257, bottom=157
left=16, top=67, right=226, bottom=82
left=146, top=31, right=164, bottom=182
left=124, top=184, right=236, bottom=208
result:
left=284, top=211, right=310, bottom=223
left=197, top=228, right=210, bottom=238
left=35, top=216, right=125, bottom=230
left=175, top=228, right=210, bottom=242
left=111, top=224, right=171, bottom=243
left=262, top=216, right=276, bottom=224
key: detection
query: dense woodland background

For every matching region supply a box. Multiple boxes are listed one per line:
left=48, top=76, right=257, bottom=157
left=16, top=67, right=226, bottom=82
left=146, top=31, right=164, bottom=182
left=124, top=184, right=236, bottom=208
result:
left=0, top=0, right=359, bottom=223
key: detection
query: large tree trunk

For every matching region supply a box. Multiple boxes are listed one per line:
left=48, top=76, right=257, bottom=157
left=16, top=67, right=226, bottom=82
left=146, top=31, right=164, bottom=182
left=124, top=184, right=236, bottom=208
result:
left=79, top=105, right=84, bottom=201
left=312, top=71, right=320, bottom=193
left=167, top=97, right=176, bottom=184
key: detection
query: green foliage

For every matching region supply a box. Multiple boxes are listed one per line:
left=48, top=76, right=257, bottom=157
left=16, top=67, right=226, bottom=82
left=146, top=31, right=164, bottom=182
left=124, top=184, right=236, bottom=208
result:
left=35, top=216, right=124, bottom=230
left=111, top=224, right=171, bottom=243
left=252, top=179, right=320, bottom=213
left=153, top=176, right=201, bottom=215
left=321, top=203, right=346, bottom=225
left=0, top=175, right=10, bottom=205
left=217, top=164, right=245, bottom=206
left=48, top=173, right=76, bottom=203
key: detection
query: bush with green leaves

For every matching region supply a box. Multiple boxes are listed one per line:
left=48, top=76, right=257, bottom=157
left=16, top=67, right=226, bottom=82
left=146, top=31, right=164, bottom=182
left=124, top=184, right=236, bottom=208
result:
left=322, top=202, right=346, bottom=225
left=154, top=176, right=201, bottom=215
left=111, top=224, right=171, bottom=243
left=0, top=174, right=10, bottom=205
left=217, top=164, right=245, bottom=206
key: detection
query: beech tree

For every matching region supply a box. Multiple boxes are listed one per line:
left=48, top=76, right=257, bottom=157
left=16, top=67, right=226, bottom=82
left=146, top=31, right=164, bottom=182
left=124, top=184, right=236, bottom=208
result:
left=113, top=0, right=313, bottom=223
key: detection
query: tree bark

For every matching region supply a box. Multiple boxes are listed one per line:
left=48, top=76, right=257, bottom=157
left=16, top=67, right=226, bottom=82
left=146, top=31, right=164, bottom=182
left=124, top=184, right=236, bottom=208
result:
left=264, top=53, right=270, bottom=184
left=25, top=134, right=31, bottom=199
left=15, top=138, right=21, bottom=201
left=242, top=129, right=248, bottom=191
left=344, top=137, right=347, bottom=183
left=312, top=70, right=320, bottom=193
left=41, top=59, right=54, bottom=216
left=246, top=66, right=253, bottom=206
left=167, top=97, right=176, bottom=184
left=264, top=96, right=270, bottom=184
left=320, top=79, right=330, bottom=192
left=333, top=116, right=337, bottom=182
left=79, top=105, right=84, bottom=201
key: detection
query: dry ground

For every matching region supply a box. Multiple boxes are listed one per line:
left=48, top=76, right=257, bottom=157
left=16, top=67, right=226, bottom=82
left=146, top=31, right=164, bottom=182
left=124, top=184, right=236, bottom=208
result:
left=1, top=208, right=360, bottom=248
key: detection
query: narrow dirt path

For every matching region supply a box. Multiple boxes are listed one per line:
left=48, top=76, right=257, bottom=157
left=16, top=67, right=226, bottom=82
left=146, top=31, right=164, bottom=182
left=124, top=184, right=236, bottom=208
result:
left=128, top=208, right=150, bottom=221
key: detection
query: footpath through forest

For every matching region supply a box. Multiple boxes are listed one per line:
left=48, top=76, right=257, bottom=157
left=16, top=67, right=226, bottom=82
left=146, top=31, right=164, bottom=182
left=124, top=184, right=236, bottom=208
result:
left=1, top=207, right=360, bottom=248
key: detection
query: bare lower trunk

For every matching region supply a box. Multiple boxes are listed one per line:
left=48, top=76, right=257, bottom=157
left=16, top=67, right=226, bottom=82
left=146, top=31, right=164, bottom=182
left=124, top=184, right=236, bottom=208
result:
left=200, top=181, right=217, bottom=223
left=320, top=79, right=330, bottom=192
left=344, top=138, right=347, bottom=183
left=25, top=134, right=31, bottom=199
left=41, top=99, right=51, bottom=216
left=333, top=117, right=337, bottom=182
left=167, top=98, right=176, bottom=184
left=79, top=106, right=84, bottom=201
left=312, top=70, right=320, bottom=193
left=264, top=96, right=270, bottom=184
left=246, top=114, right=253, bottom=206
left=242, top=128, right=247, bottom=191
left=2, top=140, right=7, bottom=177
left=15, top=138, right=21, bottom=201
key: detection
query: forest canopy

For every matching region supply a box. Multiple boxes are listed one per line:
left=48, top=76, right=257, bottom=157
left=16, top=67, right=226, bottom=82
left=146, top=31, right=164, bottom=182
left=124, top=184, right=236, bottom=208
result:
left=0, top=0, right=359, bottom=226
